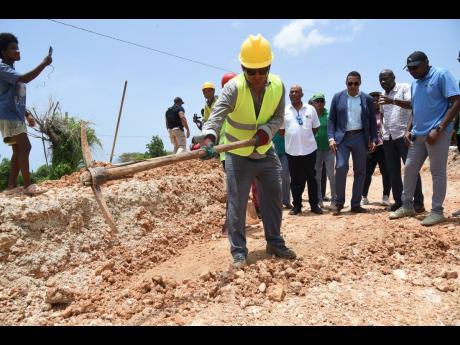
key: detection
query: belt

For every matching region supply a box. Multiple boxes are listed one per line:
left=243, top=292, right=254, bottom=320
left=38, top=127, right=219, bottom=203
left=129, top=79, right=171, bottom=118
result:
left=347, top=129, right=363, bottom=135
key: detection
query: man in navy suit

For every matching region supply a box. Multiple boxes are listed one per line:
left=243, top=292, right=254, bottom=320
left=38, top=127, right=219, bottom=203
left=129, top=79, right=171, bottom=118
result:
left=328, top=71, right=378, bottom=215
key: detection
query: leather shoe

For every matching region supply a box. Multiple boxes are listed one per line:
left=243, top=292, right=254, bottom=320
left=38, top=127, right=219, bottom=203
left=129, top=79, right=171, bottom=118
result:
left=351, top=206, right=367, bottom=213
left=283, top=203, right=293, bottom=209
left=311, top=207, right=323, bottom=214
left=289, top=208, right=301, bottom=215
left=414, top=204, right=426, bottom=213
left=266, top=244, right=296, bottom=259
left=332, top=205, right=343, bottom=216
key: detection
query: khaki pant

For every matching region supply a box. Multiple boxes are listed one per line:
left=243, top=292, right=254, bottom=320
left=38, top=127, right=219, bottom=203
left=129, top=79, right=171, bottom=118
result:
left=168, top=128, right=186, bottom=154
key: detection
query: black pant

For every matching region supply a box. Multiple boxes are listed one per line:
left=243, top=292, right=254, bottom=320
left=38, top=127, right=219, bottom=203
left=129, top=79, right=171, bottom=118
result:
left=363, top=145, right=391, bottom=197
left=383, top=136, right=424, bottom=206
left=457, top=134, right=460, bottom=153
left=286, top=151, right=318, bottom=211
left=321, top=161, right=326, bottom=198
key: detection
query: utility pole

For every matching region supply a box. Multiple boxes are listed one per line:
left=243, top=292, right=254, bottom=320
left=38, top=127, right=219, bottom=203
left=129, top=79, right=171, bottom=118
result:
left=109, top=81, right=128, bottom=163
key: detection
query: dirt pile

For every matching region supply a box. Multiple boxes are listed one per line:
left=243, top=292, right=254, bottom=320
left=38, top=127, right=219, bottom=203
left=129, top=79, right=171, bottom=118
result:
left=1, top=152, right=459, bottom=325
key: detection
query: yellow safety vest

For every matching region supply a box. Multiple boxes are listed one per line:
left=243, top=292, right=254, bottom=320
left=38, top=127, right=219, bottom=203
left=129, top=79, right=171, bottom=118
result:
left=224, top=73, right=282, bottom=156
left=203, top=96, right=218, bottom=123
left=219, top=120, right=227, bottom=161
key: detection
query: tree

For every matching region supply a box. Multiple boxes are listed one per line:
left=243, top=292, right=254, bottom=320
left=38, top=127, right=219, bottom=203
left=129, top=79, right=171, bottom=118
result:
left=29, top=98, right=102, bottom=179
left=117, top=152, right=148, bottom=163
left=145, top=135, right=167, bottom=158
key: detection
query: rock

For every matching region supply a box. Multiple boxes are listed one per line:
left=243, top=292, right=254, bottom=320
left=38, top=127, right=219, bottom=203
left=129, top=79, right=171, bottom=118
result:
left=0, top=233, right=17, bottom=251
left=45, top=287, right=75, bottom=305
left=392, top=269, right=407, bottom=281
left=285, top=267, right=296, bottom=278
left=442, top=271, right=458, bottom=280
left=435, top=283, right=450, bottom=293
left=258, top=283, right=266, bottom=293
left=94, top=259, right=115, bottom=276
left=234, top=270, right=245, bottom=279
left=267, top=284, right=285, bottom=302
left=199, top=270, right=211, bottom=281
left=290, top=281, right=302, bottom=294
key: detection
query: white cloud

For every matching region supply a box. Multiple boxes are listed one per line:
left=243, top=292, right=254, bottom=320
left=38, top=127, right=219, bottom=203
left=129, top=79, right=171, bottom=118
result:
left=273, top=19, right=364, bottom=55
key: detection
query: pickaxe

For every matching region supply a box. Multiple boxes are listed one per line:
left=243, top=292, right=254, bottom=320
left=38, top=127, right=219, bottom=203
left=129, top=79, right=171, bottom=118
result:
left=80, top=122, right=256, bottom=236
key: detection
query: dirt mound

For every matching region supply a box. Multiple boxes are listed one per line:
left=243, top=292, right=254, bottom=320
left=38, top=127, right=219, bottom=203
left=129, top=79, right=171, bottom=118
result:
left=1, top=153, right=459, bottom=325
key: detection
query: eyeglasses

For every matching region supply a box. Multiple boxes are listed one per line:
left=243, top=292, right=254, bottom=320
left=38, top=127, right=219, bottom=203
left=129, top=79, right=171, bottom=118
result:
left=245, top=67, right=269, bottom=76
left=296, top=113, right=303, bottom=126
left=313, top=99, right=325, bottom=104
left=347, top=82, right=360, bottom=86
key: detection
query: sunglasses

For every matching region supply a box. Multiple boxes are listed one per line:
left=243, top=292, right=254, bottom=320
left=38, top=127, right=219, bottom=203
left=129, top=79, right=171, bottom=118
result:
left=245, top=67, right=269, bottom=76
left=347, top=82, right=360, bottom=86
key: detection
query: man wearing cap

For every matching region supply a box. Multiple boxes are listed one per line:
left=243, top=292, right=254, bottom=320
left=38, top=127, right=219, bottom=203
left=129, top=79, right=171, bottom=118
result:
left=165, top=97, right=190, bottom=154
left=377, top=69, right=425, bottom=213
left=389, top=51, right=460, bottom=226
left=328, top=71, right=378, bottom=216
left=453, top=51, right=460, bottom=217
left=197, top=34, right=296, bottom=269
left=312, top=92, right=336, bottom=209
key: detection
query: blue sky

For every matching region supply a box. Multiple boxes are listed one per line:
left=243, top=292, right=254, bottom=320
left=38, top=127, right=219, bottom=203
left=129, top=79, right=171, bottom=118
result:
left=1, top=19, right=459, bottom=170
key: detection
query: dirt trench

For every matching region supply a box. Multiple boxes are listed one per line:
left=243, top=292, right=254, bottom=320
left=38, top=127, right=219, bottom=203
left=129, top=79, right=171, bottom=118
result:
left=0, top=152, right=459, bottom=325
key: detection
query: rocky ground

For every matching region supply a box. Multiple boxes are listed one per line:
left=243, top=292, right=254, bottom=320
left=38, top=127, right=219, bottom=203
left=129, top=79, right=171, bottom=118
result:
left=0, top=150, right=459, bottom=325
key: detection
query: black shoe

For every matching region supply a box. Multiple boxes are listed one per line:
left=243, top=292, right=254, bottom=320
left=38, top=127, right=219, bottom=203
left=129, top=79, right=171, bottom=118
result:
left=311, top=206, right=323, bottom=214
left=289, top=208, right=301, bottom=215
left=266, top=244, right=297, bottom=259
left=283, top=203, right=293, bottom=209
left=414, top=204, right=426, bottom=213
left=332, top=205, right=343, bottom=216
left=232, top=254, right=247, bottom=269
left=350, top=206, right=367, bottom=213
left=255, top=207, right=262, bottom=219
left=389, top=203, right=402, bottom=211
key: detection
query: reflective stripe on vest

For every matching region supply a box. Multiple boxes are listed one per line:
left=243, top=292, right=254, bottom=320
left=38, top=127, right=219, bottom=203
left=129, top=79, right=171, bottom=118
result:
left=224, top=73, right=282, bottom=156
left=203, top=96, right=218, bottom=123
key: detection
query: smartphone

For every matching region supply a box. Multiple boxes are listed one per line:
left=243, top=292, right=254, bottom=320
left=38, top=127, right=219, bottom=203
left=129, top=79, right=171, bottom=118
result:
left=49, top=46, right=53, bottom=56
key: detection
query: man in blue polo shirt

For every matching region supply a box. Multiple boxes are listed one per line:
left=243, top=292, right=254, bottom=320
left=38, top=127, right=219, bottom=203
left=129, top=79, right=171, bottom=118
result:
left=390, top=51, right=460, bottom=226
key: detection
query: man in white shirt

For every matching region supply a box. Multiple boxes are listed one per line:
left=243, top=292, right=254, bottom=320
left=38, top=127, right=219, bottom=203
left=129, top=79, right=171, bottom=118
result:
left=284, top=85, right=323, bottom=215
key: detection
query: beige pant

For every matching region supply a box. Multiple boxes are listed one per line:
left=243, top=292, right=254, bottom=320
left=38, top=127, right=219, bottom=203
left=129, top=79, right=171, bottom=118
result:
left=168, top=128, right=186, bottom=154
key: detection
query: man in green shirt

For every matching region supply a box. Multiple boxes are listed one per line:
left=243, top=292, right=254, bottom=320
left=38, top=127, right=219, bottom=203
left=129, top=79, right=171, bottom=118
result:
left=312, top=93, right=336, bottom=208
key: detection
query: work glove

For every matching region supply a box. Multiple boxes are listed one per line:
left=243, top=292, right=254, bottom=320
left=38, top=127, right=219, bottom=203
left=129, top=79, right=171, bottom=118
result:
left=197, top=135, right=218, bottom=160
left=254, top=129, right=269, bottom=147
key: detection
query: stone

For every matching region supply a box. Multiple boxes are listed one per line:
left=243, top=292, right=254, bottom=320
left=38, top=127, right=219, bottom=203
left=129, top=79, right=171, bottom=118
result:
left=45, top=287, right=75, bottom=305
left=392, top=269, right=407, bottom=281
left=258, top=283, right=266, bottom=293
left=267, top=284, right=285, bottom=302
left=442, top=271, right=458, bottom=280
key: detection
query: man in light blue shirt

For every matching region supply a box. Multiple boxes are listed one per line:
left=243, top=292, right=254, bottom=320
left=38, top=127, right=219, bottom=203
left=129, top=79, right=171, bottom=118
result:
left=390, top=51, right=460, bottom=226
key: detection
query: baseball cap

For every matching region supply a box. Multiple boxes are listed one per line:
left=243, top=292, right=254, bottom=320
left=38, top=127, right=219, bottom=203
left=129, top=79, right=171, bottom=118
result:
left=311, top=92, right=326, bottom=102
left=404, top=51, right=428, bottom=69
left=174, top=97, right=184, bottom=105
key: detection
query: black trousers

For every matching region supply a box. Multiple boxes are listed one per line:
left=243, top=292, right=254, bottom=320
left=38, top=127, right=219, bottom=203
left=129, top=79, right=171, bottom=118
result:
left=382, top=136, right=424, bottom=206
left=457, top=134, right=460, bottom=153
left=287, top=151, right=318, bottom=211
left=363, top=144, right=391, bottom=197
left=321, top=161, right=326, bottom=198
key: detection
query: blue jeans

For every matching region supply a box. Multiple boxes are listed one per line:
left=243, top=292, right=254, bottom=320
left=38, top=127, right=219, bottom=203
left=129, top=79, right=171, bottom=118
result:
left=277, top=153, right=291, bottom=206
left=315, top=150, right=336, bottom=204
left=335, top=131, right=367, bottom=208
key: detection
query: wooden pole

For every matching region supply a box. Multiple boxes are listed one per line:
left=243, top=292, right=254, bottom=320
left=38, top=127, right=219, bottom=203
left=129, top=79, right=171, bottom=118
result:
left=109, top=81, right=128, bottom=163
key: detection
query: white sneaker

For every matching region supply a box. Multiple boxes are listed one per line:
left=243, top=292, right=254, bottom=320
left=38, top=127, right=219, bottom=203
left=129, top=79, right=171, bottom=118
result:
left=382, top=195, right=390, bottom=206
left=361, top=197, right=369, bottom=205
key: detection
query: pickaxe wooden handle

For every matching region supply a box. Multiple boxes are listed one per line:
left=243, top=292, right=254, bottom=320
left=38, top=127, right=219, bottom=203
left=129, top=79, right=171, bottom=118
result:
left=80, top=122, right=257, bottom=235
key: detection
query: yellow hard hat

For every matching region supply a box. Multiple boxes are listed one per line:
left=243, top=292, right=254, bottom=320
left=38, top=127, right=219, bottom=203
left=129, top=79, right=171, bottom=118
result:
left=238, top=34, right=273, bottom=69
left=202, top=82, right=215, bottom=90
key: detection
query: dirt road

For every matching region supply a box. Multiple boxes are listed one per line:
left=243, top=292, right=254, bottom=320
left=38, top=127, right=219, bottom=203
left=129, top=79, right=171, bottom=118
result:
left=1, top=150, right=459, bottom=325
